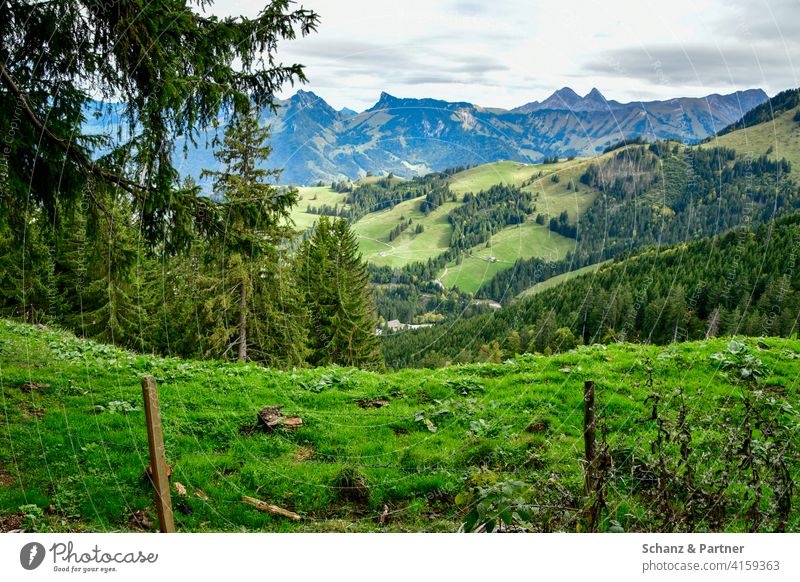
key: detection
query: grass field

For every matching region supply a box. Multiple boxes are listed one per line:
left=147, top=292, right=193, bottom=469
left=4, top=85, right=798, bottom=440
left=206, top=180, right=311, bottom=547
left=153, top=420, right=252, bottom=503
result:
left=351, top=197, right=460, bottom=268
left=699, top=105, right=800, bottom=176
left=288, top=186, right=349, bottom=231
left=1, top=320, right=799, bottom=532
left=448, top=161, right=537, bottom=196
left=517, top=261, right=612, bottom=299
left=440, top=221, right=576, bottom=294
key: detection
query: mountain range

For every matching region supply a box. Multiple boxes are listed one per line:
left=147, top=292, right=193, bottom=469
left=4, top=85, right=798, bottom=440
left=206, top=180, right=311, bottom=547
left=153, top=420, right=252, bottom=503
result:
left=256, top=87, right=767, bottom=185
left=88, top=87, right=769, bottom=186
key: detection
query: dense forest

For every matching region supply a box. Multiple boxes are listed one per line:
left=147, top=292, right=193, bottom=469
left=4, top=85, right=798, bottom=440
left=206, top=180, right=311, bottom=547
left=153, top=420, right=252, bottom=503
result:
left=0, top=112, right=382, bottom=369
left=476, top=144, right=798, bottom=300
left=0, top=0, right=382, bottom=370
left=382, top=213, right=800, bottom=368
left=306, top=173, right=453, bottom=222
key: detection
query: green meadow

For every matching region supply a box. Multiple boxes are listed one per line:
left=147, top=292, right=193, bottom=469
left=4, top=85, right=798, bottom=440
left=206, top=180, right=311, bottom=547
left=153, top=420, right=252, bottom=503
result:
left=441, top=221, right=575, bottom=294
left=351, top=197, right=459, bottom=268
left=2, top=320, right=798, bottom=532
left=701, top=105, right=800, bottom=176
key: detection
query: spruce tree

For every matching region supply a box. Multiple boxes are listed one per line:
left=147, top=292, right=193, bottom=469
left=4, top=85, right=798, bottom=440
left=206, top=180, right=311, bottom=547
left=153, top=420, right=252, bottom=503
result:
left=0, top=0, right=318, bottom=251
left=201, top=103, right=300, bottom=362
left=58, top=187, right=145, bottom=347
left=298, top=216, right=382, bottom=369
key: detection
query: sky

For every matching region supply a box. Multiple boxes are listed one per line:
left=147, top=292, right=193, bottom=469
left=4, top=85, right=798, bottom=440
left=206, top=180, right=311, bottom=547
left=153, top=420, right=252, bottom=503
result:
left=212, top=0, right=800, bottom=111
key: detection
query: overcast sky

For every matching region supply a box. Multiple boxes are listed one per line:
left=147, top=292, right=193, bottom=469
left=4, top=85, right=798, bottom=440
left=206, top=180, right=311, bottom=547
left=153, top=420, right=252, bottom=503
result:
left=214, top=0, right=799, bottom=111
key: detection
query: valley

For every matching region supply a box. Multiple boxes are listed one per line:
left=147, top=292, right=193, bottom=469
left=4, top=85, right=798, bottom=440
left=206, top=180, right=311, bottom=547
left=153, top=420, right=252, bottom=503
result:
left=3, top=0, right=799, bottom=542
left=285, top=94, right=799, bottom=331
left=290, top=90, right=800, bottom=353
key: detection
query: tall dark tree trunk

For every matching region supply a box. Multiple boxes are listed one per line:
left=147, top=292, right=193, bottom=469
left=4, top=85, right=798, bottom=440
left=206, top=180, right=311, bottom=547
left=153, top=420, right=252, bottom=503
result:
left=238, top=277, right=248, bottom=362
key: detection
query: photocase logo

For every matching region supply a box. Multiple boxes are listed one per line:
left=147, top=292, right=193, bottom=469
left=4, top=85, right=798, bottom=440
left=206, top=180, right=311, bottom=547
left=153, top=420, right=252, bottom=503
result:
left=20, top=542, right=46, bottom=570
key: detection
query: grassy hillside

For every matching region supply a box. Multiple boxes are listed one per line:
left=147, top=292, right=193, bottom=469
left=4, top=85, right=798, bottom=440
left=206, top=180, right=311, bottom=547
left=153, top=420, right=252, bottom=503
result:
left=702, top=104, right=800, bottom=176
left=517, top=260, right=611, bottom=299
left=290, top=186, right=349, bottom=231
left=448, top=158, right=598, bottom=218
left=448, top=161, right=537, bottom=195
left=288, top=159, right=604, bottom=293
left=432, top=159, right=600, bottom=292
left=1, top=320, right=799, bottom=533
left=352, top=196, right=459, bottom=268
left=441, top=222, right=575, bottom=293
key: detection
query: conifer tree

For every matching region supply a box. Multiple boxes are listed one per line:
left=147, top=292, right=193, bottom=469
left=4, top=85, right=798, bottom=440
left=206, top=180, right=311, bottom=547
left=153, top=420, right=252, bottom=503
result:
left=58, top=187, right=145, bottom=347
left=297, top=216, right=382, bottom=369
left=202, top=103, right=300, bottom=362
left=0, top=0, right=318, bottom=251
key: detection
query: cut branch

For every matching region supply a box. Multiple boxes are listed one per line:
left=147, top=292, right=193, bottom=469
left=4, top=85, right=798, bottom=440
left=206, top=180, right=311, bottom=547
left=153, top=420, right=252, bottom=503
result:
left=242, top=496, right=300, bottom=520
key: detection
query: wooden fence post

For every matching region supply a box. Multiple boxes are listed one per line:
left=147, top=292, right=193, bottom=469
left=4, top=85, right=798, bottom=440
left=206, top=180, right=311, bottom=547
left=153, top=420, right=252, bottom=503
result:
left=583, top=380, right=598, bottom=530
left=142, top=375, right=175, bottom=533
left=583, top=380, right=596, bottom=490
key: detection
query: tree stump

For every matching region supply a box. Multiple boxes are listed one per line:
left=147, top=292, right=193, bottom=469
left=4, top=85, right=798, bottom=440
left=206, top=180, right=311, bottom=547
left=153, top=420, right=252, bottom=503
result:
left=257, top=406, right=302, bottom=432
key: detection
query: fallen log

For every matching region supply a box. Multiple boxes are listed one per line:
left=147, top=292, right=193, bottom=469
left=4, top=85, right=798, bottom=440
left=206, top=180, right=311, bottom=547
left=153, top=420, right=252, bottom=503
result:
left=242, top=496, right=301, bottom=521
left=283, top=416, right=303, bottom=429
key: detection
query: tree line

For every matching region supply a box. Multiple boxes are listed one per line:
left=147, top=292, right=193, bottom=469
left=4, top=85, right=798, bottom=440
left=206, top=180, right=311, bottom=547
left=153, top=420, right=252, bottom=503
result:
left=305, top=173, right=451, bottom=223
left=448, top=184, right=535, bottom=250
left=1, top=107, right=381, bottom=370
left=382, top=213, right=800, bottom=368
left=476, top=144, right=798, bottom=300
left=0, top=1, right=387, bottom=369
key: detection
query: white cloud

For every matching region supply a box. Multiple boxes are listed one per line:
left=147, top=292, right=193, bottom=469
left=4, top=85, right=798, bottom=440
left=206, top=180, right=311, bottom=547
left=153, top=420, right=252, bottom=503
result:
left=212, top=0, right=800, bottom=110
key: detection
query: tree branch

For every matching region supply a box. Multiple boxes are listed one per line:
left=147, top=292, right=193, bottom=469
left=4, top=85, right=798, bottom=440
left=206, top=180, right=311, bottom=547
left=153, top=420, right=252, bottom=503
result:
left=0, top=60, right=145, bottom=197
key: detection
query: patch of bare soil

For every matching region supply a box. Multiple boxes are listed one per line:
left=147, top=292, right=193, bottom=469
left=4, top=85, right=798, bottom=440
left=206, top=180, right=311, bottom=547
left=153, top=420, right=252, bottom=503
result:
left=0, top=513, right=24, bottom=532
left=128, top=510, right=155, bottom=531
left=0, top=469, right=17, bottom=488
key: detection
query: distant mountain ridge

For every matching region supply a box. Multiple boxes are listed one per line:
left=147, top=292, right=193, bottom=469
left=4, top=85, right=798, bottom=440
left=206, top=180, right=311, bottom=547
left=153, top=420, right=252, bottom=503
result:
left=258, top=87, right=767, bottom=184
left=717, top=87, right=799, bottom=135
left=87, top=87, right=769, bottom=185
left=512, top=87, right=623, bottom=112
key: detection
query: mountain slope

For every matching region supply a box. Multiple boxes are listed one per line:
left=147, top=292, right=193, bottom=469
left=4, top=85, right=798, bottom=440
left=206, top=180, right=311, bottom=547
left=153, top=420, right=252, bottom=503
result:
left=86, top=88, right=769, bottom=185
left=381, top=213, right=800, bottom=368
left=718, top=87, right=800, bottom=135
left=703, top=89, right=800, bottom=176
left=475, top=135, right=798, bottom=301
